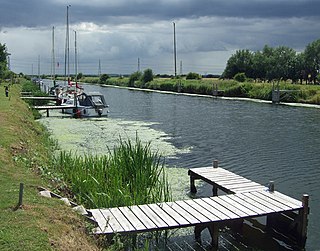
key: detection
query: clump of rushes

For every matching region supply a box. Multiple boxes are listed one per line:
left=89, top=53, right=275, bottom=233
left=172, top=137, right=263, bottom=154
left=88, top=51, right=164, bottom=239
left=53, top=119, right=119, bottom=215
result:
left=53, top=137, right=172, bottom=208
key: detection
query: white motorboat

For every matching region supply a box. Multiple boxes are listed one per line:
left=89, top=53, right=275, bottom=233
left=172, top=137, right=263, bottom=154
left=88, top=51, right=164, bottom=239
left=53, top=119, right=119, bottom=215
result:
left=61, top=91, right=109, bottom=117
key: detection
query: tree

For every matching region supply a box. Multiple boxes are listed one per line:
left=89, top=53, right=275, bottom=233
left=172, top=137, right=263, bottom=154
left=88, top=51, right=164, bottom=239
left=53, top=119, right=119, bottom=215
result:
left=186, top=72, right=201, bottom=80
left=77, top=72, right=83, bottom=80
left=222, top=49, right=254, bottom=79
left=99, top=73, right=110, bottom=84
left=0, top=43, right=8, bottom=79
left=142, top=68, right=153, bottom=83
left=304, top=39, right=320, bottom=84
left=129, top=71, right=142, bottom=87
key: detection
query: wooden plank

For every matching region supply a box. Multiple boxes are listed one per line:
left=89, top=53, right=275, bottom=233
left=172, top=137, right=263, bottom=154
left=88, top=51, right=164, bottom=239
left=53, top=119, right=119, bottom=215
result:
left=138, top=204, right=168, bottom=228
left=244, top=192, right=283, bottom=211
left=147, top=204, right=179, bottom=227
left=183, top=199, right=220, bottom=221
left=193, top=198, right=230, bottom=220
left=228, top=194, right=269, bottom=215
left=231, top=185, right=265, bottom=193
left=165, top=202, right=200, bottom=225
left=218, top=195, right=257, bottom=217
left=217, top=178, right=253, bottom=185
left=272, top=191, right=302, bottom=209
left=129, top=205, right=158, bottom=229
left=212, top=196, right=247, bottom=218
left=90, top=209, right=114, bottom=234
left=236, top=193, right=276, bottom=214
left=258, top=191, right=302, bottom=210
left=201, top=197, right=239, bottom=219
left=224, top=181, right=264, bottom=190
left=174, top=200, right=210, bottom=223
left=109, top=207, right=136, bottom=232
left=159, top=203, right=191, bottom=226
left=97, top=208, right=124, bottom=233
left=246, top=192, right=290, bottom=211
left=118, top=206, right=146, bottom=231
left=253, top=191, right=293, bottom=211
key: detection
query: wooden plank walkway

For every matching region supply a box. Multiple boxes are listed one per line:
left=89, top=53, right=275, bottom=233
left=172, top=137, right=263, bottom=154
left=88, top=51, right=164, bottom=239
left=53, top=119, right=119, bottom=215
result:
left=90, top=190, right=303, bottom=234
left=33, top=105, right=76, bottom=117
left=188, top=162, right=266, bottom=195
left=88, top=164, right=309, bottom=248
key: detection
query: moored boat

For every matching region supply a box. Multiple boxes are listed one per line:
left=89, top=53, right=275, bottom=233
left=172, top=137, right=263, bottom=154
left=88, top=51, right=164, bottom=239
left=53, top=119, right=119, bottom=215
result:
left=61, top=91, right=109, bottom=117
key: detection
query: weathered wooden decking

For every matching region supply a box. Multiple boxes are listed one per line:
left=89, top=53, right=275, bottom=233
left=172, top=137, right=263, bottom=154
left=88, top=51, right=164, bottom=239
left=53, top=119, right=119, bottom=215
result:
left=88, top=163, right=309, bottom=248
left=33, top=105, right=76, bottom=117
left=188, top=165, right=266, bottom=195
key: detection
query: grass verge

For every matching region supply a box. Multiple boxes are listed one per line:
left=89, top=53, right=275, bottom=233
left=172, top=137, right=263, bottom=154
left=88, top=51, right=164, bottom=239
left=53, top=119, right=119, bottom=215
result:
left=0, top=80, right=99, bottom=251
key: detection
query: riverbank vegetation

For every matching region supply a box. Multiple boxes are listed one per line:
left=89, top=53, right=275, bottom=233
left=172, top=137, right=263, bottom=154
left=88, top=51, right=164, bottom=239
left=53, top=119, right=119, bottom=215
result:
left=0, top=81, right=99, bottom=250
left=52, top=138, right=171, bottom=209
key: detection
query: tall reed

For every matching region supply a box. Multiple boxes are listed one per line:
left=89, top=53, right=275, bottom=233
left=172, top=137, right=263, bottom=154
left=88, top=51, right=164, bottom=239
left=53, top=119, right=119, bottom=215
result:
left=53, top=137, right=172, bottom=208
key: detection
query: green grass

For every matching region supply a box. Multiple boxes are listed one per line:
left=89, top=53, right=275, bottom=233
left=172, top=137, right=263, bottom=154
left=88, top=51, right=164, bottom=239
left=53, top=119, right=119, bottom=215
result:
left=0, top=80, right=99, bottom=251
left=51, top=137, right=172, bottom=209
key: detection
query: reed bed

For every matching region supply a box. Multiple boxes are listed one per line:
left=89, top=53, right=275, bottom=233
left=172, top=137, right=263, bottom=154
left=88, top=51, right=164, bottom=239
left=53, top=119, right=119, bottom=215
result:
left=53, top=137, right=172, bottom=208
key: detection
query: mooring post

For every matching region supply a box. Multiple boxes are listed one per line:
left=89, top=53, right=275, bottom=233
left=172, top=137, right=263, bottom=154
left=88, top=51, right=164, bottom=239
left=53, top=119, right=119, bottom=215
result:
left=188, top=170, right=197, bottom=194
left=298, top=194, right=309, bottom=247
left=268, top=181, right=274, bottom=192
left=212, top=160, right=218, bottom=196
left=18, top=183, right=24, bottom=208
left=46, top=109, right=49, bottom=117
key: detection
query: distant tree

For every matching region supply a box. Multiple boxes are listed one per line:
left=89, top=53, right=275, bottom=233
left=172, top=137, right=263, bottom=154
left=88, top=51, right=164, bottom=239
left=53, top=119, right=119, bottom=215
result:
left=99, top=73, right=110, bottom=84
left=222, top=49, right=254, bottom=79
left=129, top=71, right=142, bottom=87
left=77, top=72, right=83, bottom=79
left=142, top=68, right=154, bottom=83
left=0, top=43, right=9, bottom=79
left=186, top=72, right=201, bottom=80
left=304, top=39, right=320, bottom=84
left=265, top=46, right=297, bottom=81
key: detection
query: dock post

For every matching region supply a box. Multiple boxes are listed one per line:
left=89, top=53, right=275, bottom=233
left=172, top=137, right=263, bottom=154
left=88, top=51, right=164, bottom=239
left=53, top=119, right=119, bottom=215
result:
left=266, top=181, right=275, bottom=228
left=188, top=170, right=197, bottom=194
left=297, top=194, right=309, bottom=247
left=268, top=181, right=274, bottom=192
left=212, top=160, right=218, bottom=195
left=46, top=109, right=49, bottom=117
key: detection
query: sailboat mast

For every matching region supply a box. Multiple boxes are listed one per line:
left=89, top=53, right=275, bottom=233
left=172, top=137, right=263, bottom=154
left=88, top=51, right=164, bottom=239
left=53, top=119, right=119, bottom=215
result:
left=52, top=26, right=55, bottom=85
left=74, top=30, right=77, bottom=82
left=64, top=5, right=71, bottom=85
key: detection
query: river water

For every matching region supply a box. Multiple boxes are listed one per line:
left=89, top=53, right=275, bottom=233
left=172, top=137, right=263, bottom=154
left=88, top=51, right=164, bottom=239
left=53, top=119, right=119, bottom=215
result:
left=41, top=81, right=319, bottom=250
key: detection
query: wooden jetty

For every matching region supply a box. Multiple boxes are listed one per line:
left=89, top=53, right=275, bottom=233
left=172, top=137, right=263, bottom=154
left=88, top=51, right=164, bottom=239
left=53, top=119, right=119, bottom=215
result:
left=33, top=105, right=76, bottom=117
left=88, top=162, right=309, bottom=249
left=21, top=96, right=58, bottom=101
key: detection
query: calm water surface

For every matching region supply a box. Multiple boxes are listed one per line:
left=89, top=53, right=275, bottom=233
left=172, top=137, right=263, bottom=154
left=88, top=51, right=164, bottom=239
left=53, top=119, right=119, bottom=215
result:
left=47, top=82, right=320, bottom=250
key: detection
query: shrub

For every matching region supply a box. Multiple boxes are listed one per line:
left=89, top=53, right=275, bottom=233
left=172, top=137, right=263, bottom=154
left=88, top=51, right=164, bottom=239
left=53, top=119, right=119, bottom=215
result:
left=142, top=68, right=154, bottom=84
left=99, top=74, right=110, bottom=84
left=234, top=72, right=247, bottom=82
left=129, top=71, right=142, bottom=87
left=186, top=72, right=201, bottom=80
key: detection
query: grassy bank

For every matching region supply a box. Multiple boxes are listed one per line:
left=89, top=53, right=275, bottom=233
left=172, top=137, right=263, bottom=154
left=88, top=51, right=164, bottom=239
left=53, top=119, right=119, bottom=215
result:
left=0, top=80, right=99, bottom=251
left=83, top=76, right=320, bottom=104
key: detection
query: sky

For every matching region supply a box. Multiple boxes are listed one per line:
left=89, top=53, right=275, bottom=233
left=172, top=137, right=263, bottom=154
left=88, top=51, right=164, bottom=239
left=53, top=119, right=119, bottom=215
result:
left=0, top=0, right=319, bottom=76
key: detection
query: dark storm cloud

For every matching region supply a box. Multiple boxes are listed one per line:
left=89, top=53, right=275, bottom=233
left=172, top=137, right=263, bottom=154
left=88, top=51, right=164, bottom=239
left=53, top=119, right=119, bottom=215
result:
left=1, top=0, right=319, bottom=28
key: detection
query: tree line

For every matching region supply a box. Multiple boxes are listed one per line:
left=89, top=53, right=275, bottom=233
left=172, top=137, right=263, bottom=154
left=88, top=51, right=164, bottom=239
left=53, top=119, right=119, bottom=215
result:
left=222, top=39, right=320, bottom=84
left=0, top=43, right=11, bottom=79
